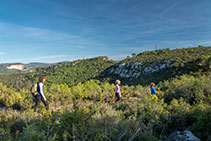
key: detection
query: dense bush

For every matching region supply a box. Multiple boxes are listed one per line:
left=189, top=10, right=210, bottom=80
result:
left=0, top=83, right=23, bottom=108
left=160, top=74, right=211, bottom=104
left=189, top=108, right=211, bottom=141
left=0, top=73, right=210, bottom=140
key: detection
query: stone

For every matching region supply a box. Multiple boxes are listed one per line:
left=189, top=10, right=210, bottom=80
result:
left=160, top=130, right=200, bottom=141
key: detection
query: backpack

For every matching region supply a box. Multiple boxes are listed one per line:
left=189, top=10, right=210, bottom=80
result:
left=31, top=83, right=38, bottom=98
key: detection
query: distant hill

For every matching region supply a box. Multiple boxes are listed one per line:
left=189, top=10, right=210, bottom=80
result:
left=99, top=46, right=211, bottom=85
left=26, top=62, right=50, bottom=66
left=0, top=56, right=117, bottom=89
left=33, top=56, right=117, bottom=87
left=0, top=63, right=36, bottom=75
left=0, top=62, right=52, bottom=75
left=0, top=63, right=23, bottom=75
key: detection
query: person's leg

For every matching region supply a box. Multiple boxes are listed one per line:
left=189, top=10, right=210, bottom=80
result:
left=152, top=94, right=158, bottom=101
left=41, top=97, right=49, bottom=111
left=115, top=93, right=121, bottom=101
left=34, top=95, right=41, bottom=112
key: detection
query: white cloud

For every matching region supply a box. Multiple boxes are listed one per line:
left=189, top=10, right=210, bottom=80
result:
left=198, top=41, right=211, bottom=46
left=30, top=55, right=67, bottom=61
left=0, top=52, right=6, bottom=55
left=152, top=40, right=211, bottom=50
left=108, top=54, right=129, bottom=60
left=0, top=21, right=105, bottom=49
left=27, top=55, right=79, bottom=63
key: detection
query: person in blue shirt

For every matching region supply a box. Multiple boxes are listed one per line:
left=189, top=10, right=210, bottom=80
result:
left=34, top=76, right=49, bottom=112
left=150, top=82, right=156, bottom=95
left=150, top=82, right=158, bottom=101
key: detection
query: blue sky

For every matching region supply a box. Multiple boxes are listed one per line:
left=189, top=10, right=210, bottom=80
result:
left=0, top=0, right=211, bottom=63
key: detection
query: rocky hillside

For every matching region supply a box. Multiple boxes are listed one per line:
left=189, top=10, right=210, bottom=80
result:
left=0, top=63, right=39, bottom=75
left=0, top=64, right=22, bottom=75
left=99, top=46, right=211, bottom=85
left=7, top=64, right=26, bottom=70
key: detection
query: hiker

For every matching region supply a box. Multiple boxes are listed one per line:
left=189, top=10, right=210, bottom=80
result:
left=150, top=82, right=158, bottom=100
left=113, top=80, right=122, bottom=103
left=34, top=76, right=49, bottom=112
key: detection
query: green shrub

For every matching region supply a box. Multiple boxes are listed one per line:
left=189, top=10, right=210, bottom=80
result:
left=0, top=83, right=23, bottom=108
left=189, top=108, right=211, bottom=140
left=0, top=72, right=211, bottom=140
left=160, top=75, right=211, bottom=104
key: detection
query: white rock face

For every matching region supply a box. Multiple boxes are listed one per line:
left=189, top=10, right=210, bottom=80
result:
left=7, top=65, right=26, bottom=70
left=108, top=60, right=175, bottom=78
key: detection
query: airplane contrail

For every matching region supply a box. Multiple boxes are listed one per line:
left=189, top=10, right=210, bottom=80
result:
left=159, top=1, right=182, bottom=18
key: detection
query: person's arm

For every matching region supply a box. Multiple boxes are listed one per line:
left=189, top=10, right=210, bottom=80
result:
left=119, top=93, right=122, bottom=98
left=155, top=88, right=159, bottom=95
left=39, top=83, right=47, bottom=101
left=115, top=85, right=118, bottom=93
left=119, top=86, right=122, bottom=97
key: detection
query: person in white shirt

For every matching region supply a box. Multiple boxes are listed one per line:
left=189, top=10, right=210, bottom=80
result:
left=34, top=76, right=49, bottom=112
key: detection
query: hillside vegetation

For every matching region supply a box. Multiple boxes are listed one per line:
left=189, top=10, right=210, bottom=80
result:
left=0, top=64, right=22, bottom=75
left=100, top=46, right=211, bottom=85
left=39, top=56, right=116, bottom=87
left=0, top=56, right=117, bottom=89
left=123, top=46, right=211, bottom=63
left=0, top=47, right=211, bottom=140
left=0, top=63, right=43, bottom=75
left=0, top=74, right=211, bottom=140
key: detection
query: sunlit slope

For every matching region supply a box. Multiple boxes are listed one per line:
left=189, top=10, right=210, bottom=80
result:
left=99, top=46, right=211, bottom=85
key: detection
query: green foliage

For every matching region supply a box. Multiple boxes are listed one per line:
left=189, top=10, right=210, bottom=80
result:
left=0, top=73, right=33, bottom=90
left=0, top=52, right=211, bottom=140
left=160, top=74, right=211, bottom=104
left=0, top=83, right=23, bottom=108
left=101, top=47, right=211, bottom=86
left=189, top=108, right=211, bottom=141
left=43, top=56, right=116, bottom=88
left=122, top=47, right=211, bottom=64
left=0, top=56, right=117, bottom=90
